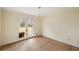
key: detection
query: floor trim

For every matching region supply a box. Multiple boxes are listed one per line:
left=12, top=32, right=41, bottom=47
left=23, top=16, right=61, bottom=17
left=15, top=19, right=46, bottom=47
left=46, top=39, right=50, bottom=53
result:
left=42, top=35, right=79, bottom=49
left=0, top=35, right=42, bottom=48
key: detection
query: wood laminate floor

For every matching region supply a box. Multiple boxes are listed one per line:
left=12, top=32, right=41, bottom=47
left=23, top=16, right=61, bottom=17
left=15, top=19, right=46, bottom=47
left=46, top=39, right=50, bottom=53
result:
left=0, top=36, right=79, bottom=51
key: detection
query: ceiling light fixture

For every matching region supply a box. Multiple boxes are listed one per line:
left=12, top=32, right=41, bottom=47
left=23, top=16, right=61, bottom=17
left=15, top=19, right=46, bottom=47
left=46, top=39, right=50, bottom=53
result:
left=38, top=7, right=41, bottom=19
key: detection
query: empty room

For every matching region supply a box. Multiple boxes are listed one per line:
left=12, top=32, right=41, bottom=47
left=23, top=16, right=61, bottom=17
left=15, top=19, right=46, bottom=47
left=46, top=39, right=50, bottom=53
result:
left=0, top=7, right=79, bottom=51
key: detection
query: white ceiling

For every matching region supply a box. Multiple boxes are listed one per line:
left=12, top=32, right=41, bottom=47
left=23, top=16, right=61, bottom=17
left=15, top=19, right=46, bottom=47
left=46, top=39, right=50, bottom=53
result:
left=3, top=7, right=79, bottom=16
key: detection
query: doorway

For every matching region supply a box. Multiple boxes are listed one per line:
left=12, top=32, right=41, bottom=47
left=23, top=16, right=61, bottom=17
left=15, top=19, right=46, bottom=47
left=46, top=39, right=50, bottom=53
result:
left=27, top=18, right=33, bottom=38
left=19, top=18, right=33, bottom=39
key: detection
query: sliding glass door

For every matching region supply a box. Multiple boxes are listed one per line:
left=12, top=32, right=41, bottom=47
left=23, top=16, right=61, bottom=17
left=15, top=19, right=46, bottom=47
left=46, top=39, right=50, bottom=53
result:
left=19, top=17, right=34, bottom=39
left=27, top=18, right=33, bottom=38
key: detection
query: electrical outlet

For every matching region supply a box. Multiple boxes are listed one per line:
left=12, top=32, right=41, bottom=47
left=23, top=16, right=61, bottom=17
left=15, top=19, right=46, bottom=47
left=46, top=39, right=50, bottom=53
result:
left=36, top=33, right=38, bottom=35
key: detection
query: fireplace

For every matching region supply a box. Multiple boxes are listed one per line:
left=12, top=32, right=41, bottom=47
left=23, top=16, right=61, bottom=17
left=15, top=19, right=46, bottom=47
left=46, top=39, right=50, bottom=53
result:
left=19, top=32, right=25, bottom=38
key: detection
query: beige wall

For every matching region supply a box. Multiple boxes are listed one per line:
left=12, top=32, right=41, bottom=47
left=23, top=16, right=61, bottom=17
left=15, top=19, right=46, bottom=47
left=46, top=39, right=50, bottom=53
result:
left=0, top=8, right=1, bottom=46
left=42, top=9, right=79, bottom=47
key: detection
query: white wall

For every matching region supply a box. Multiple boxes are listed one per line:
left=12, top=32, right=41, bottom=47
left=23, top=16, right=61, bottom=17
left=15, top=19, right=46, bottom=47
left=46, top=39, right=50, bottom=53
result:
left=33, top=16, right=42, bottom=36
left=42, top=9, right=79, bottom=47
left=2, top=9, right=19, bottom=45
left=1, top=9, right=41, bottom=45
left=0, top=8, right=1, bottom=46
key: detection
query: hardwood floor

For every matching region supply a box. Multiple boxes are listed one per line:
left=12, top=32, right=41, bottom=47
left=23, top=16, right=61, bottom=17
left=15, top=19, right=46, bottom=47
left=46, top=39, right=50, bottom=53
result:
left=0, top=36, right=79, bottom=51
